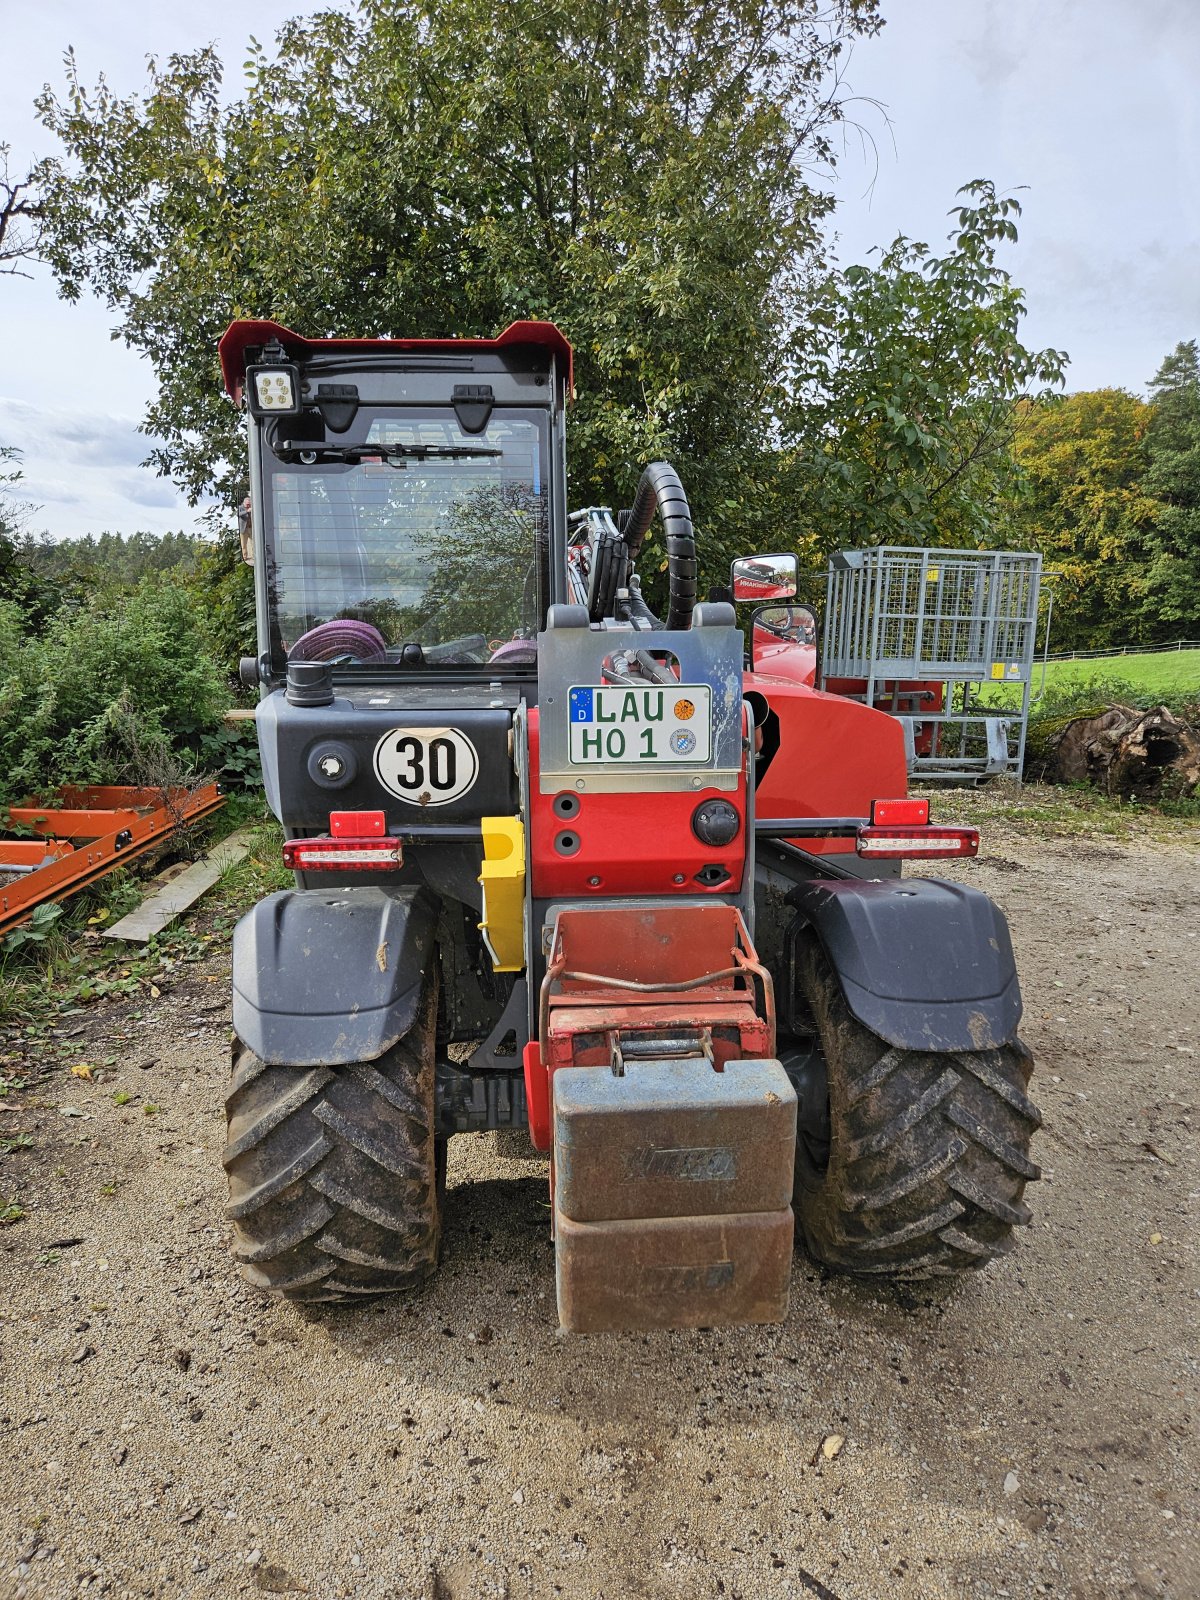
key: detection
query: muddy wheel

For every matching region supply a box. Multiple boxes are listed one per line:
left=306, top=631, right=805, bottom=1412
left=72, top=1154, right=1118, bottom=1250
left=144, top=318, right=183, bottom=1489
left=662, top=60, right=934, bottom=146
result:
left=223, top=976, right=444, bottom=1303
left=791, top=934, right=1041, bottom=1279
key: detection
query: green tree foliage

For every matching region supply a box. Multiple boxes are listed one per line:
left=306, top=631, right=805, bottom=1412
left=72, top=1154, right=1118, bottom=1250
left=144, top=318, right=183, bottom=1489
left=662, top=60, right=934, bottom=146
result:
left=1009, top=389, right=1159, bottom=650
left=1142, top=340, right=1200, bottom=633
left=0, top=581, right=229, bottom=806
left=1005, top=343, right=1200, bottom=650
left=0, top=447, right=58, bottom=627
left=781, top=183, right=1066, bottom=564
left=33, top=0, right=881, bottom=547
left=18, top=528, right=203, bottom=585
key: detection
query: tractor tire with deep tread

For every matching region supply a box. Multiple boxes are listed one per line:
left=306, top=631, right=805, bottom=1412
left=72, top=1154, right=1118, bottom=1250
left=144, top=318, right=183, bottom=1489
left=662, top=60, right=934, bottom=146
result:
left=792, top=933, right=1041, bottom=1279
left=223, top=980, right=443, bottom=1303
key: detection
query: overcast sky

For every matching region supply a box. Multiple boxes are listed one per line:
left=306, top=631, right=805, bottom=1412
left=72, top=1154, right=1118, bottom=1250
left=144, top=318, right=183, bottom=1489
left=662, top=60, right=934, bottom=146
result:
left=2, top=0, right=1198, bottom=540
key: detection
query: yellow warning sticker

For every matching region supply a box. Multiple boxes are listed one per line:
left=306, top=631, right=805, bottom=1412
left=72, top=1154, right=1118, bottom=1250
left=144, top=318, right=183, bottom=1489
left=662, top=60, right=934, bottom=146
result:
left=990, top=662, right=1005, bottom=680
left=926, top=568, right=939, bottom=582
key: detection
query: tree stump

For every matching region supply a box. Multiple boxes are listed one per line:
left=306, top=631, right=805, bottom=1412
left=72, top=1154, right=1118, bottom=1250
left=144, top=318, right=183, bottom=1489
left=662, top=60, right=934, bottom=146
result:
left=1041, top=704, right=1200, bottom=800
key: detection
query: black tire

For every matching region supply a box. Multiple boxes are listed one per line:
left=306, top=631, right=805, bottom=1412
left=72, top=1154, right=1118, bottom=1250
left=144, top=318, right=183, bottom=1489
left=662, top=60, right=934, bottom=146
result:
left=791, top=934, right=1041, bottom=1279
left=223, top=978, right=443, bottom=1303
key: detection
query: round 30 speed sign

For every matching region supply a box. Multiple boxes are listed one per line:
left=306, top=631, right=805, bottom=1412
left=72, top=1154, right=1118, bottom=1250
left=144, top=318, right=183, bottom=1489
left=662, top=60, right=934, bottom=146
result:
left=373, top=727, right=479, bottom=806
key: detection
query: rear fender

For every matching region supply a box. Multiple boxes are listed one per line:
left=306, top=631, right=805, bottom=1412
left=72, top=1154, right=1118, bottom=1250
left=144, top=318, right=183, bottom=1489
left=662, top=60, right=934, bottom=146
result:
left=786, top=877, right=1021, bottom=1052
left=232, top=886, right=438, bottom=1066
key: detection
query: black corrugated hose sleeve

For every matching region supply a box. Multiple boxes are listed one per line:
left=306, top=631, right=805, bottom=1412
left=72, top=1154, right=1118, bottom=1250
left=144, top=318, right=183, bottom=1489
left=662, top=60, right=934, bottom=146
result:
left=617, top=461, right=697, bottom=631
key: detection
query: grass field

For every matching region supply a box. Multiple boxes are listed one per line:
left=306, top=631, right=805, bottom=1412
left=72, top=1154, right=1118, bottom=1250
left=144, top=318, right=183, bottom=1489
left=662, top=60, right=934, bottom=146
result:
left=1034, top=647, right=1200, bottom=695
left=982, top=646, right=1200, bottom=707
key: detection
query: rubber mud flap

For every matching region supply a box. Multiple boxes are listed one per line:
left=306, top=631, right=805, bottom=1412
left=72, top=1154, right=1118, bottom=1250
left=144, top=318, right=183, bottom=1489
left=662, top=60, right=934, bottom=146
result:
left=787, top=877, right=1022, bottom=1053
left=232, top=886, right=437, bottom=1066
left=555, top=1208, right=793, bottom=1333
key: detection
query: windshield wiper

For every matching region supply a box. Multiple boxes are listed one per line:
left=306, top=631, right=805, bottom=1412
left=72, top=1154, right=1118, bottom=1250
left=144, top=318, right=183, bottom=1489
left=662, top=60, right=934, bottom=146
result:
left=274, top=440, right=501, bottom=465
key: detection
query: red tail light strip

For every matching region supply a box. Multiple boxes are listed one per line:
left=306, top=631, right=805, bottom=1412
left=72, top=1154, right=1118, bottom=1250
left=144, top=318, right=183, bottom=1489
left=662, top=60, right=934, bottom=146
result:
left=856, top=825, right=978, bottom=860
left=282, top=836, right=403, bottom=870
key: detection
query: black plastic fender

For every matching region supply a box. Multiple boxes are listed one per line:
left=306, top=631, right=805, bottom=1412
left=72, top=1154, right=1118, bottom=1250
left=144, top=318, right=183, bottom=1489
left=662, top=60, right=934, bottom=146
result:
left=786, top=877, right=1021, bottom=1053
left=232, top=886, right=438, bottom=1066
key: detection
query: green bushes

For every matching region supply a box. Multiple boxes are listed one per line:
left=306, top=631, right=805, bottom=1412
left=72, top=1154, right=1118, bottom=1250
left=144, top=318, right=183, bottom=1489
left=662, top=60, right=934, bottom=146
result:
left=0, top=582, right=230, bottom=806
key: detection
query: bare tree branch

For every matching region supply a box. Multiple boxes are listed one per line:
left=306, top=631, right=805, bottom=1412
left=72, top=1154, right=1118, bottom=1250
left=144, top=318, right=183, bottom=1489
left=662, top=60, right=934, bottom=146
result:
left=0, top=145, right=44, bottom=278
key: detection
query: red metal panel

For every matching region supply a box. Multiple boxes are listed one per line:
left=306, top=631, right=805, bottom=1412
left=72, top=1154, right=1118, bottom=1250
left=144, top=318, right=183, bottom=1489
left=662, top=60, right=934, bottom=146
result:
left=527, top=903, right=776, bottom=1153
left=526, top=710, right=747, bottom=898
left=219, top=319, right=574, bottom=397
left=745, top=677, right=908, bottom=858
left=824, top=676, right=945, bottom=756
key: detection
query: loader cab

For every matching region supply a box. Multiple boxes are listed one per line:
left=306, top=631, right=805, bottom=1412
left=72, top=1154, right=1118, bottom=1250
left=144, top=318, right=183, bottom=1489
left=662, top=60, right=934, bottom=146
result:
left=219, top=320, right=573, bottom=687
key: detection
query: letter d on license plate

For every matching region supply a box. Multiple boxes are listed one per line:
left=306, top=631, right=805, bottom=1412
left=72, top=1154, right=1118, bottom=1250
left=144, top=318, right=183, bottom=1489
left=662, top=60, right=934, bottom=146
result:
left=567, top=685, right=712, bottom=764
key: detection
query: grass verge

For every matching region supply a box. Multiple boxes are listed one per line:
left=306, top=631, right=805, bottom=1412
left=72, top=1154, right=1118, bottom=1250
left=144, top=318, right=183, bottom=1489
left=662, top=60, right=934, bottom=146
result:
left=928, top=779, right=1200, bottom=843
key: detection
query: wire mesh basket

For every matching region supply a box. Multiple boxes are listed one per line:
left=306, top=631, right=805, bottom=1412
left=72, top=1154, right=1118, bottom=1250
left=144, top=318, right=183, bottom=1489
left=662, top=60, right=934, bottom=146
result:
left=821, top=547, right=1044, bottom=782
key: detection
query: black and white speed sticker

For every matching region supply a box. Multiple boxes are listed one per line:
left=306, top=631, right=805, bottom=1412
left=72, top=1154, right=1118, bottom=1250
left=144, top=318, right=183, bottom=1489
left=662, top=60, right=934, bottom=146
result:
left=373, top=727, right=479, bottom=806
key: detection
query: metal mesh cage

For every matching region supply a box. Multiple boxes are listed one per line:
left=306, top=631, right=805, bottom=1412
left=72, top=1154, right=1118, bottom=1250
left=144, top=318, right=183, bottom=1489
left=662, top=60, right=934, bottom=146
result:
left=823, top=548, right=1041, bottom=680
left=821, top=546, right=1044, bottom=783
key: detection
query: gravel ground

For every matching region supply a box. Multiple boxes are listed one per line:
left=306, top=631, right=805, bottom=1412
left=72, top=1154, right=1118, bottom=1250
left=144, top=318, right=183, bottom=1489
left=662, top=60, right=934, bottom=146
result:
left=0, top=827, right=1197, bottom=1600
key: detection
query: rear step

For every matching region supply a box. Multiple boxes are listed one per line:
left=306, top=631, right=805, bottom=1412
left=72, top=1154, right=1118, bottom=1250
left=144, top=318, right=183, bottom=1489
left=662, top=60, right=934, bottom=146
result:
left=553, top=1057, right=796, bottom=1333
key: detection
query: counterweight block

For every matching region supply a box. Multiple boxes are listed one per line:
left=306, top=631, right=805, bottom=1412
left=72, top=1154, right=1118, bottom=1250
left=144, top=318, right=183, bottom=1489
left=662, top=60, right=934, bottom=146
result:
left=553, top=1058, right=797, bottom=1332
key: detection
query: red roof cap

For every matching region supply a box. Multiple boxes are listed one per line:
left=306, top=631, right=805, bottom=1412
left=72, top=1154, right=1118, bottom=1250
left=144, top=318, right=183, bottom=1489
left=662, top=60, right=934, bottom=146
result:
left=218, top=318, right=573, bottom=399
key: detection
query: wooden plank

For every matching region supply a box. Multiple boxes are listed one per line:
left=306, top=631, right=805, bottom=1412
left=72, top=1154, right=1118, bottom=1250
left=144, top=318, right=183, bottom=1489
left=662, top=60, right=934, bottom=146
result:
left=102, top=827, right=257, bottom=944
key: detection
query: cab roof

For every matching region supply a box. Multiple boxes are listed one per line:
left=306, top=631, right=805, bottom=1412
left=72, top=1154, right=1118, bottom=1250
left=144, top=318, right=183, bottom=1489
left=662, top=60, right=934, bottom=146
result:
left=219, top=318, right=573, bottom=400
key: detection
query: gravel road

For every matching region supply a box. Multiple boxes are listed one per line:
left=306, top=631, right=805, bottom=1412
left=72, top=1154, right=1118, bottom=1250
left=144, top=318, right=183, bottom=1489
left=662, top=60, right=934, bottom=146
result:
left=1, top=826, right=1197, bottom=1600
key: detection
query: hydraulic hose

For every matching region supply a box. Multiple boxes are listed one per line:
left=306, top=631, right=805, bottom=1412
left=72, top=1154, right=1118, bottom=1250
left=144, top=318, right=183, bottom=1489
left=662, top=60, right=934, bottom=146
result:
left=618, top=461, right=697, bottom=631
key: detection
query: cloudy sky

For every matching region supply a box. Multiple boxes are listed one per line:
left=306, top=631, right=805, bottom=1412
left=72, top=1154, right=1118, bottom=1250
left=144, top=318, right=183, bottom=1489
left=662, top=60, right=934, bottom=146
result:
left=2, top=0, right=1198, bottom=540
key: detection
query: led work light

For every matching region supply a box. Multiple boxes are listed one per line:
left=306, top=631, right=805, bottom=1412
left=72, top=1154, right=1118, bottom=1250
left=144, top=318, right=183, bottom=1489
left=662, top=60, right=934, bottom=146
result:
left=245, top=362, right=301, bottom=417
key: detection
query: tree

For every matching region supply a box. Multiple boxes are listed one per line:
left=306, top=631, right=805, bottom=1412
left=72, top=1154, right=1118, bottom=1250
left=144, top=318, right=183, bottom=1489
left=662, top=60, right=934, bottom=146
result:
left=0, top=144, right=43, bottom=277
left=1007, top=389, right=1159, bottom=651
left=34, top=0, right=882, bottom=560
left=1142, top=340, right=1200, bottom=635
left=780, top=182, right=1067, bottom=566
left=0, top=446, right=58, bottom=626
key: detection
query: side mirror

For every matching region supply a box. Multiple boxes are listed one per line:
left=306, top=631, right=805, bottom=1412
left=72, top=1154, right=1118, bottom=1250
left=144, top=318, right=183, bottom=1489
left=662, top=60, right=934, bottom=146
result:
left=238, top=497, right=254, bottom=566
left=731, top=552, right=796, bottom=603
left=750, top=604, right=818, bottom=675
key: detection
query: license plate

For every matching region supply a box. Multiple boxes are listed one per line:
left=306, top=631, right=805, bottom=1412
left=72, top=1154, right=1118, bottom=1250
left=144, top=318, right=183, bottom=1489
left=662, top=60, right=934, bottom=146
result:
left=567, top=684, right=712, bottom=764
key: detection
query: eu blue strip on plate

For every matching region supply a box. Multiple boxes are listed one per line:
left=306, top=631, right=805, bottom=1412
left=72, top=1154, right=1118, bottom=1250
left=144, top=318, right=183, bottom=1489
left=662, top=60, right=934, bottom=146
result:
left=569, top=687, right=594, bottom=723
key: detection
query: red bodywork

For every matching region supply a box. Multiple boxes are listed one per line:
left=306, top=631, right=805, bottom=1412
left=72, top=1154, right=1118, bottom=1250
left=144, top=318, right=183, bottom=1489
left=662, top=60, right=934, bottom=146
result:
left=525, top=661, right=909, bottom=1139
left=751, top=629, right=817, bottom=686
left=526, top=710, right=747, bottom=898
left=218, top=318, right=574, bottom=399
left=745, top=670, right=908, bottom=858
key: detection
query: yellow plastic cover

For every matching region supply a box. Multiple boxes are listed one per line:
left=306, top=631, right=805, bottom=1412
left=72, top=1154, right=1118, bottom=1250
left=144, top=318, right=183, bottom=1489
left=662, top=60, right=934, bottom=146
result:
left=478, top=816, right=526, bottom=972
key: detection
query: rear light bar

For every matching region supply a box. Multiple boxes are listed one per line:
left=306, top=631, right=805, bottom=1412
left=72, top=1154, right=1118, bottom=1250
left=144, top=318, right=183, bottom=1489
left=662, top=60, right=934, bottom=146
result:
left=282, top=836, right=403, bottom=870
left=856, top=825, right=978, bottom=860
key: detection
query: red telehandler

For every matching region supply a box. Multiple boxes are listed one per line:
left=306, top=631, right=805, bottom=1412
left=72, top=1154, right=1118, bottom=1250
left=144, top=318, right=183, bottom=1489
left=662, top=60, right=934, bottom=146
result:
left=218, top=319, right=1040, bottom=1332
